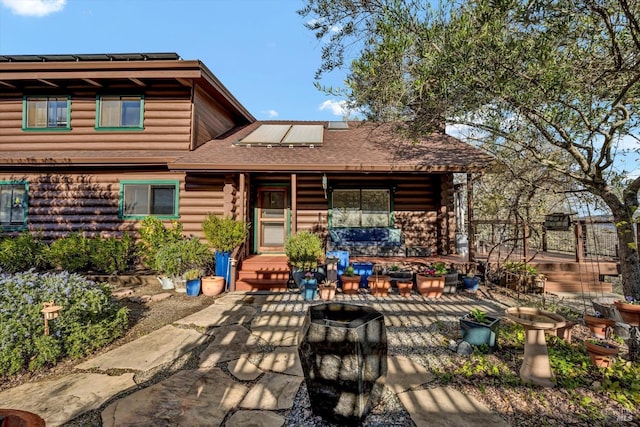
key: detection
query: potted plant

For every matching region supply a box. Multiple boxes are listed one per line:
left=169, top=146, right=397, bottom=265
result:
left=614, top=296, right=640, bottom=327
left=384, top=263, right=413, bottom=296
left=155, top=236, right=211, bottom=293
left=462, top=272, right=481, bottom=292
left=340, top=265, right=361, bottom=295
left=584, top=338, right=619, bottom=368
left=284, top=231, right=324, bottom=287
left=367, top=269, right=391, bottom=297
left=300, top=270, right=319, bottom=300
left=319, top=280, right=337, bottom=300
left=584, top=311, right=616, bottom=339
left=202, top=214, right=249, bottom=289
left=459, top=308, right=501, bottom=349
left=415, top=262, right=448, bottom=297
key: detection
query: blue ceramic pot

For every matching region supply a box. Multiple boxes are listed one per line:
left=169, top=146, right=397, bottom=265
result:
left=186, top=278, right=201, bottom=296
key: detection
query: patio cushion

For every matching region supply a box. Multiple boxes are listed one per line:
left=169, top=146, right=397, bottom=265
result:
left=327, top=227, right=406, bottom=257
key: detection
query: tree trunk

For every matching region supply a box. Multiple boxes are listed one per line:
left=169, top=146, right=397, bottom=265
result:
left=604, top=197, right=640, bottom=300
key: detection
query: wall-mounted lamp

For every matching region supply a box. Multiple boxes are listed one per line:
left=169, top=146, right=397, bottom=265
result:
left=41, top=300, right=62, bottom=336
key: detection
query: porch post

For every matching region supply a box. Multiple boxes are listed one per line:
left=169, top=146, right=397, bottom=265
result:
left=467, top=173, right=475, bottom=263
left=291, top=174, right=297, bottom=235
left=239, top=173, right=245, bottom=223
left=575, top=220, right=584, bottom=262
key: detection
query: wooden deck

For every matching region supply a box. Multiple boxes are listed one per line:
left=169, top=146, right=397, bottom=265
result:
left=234, top=251, right=620, bottom=294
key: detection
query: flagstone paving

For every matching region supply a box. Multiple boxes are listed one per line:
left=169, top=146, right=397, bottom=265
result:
left=0, top=291, right=511, bottom=427
left=0, top=373, right=136, bottom=426
left=74, top=325, right=207, bottom=372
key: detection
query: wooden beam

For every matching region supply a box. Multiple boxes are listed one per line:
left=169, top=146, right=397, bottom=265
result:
left=176, top=78, right=192, bottom=87
left=37, top=79, right=58, bottom=87
left=129, top=78, right=146, bottom=87
left=0, top=80, right=16, bottom=88
left=82, top=78, right=102, bottom=87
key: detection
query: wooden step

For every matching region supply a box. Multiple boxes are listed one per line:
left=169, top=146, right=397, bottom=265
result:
left=235, top=255, right=290, bottom=291
left=235, top=279, right=289, bottom=292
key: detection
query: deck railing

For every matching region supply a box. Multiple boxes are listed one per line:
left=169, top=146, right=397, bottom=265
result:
left=471, top=219, right=626, bottom=262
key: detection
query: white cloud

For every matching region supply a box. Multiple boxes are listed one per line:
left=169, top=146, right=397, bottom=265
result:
left=319, top=99, right=348, bottom=117
left=1, top=0, right=65, bottom=17
left=261, top=109, right=279, bottom=119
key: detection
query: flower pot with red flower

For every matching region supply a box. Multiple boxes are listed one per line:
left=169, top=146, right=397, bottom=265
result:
left=416, top=262, right=447, bottom=297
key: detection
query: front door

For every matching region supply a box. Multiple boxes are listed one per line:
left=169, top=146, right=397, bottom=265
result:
left=256, top=188, right=288, bottom=253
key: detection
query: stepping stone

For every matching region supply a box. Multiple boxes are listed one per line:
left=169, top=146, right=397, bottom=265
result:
left=75, top=325, right=206, bottom=372
left=397, top=386, right=510, bottom=427
left=228, top=356, right=264, bottom=381
left=111, top=288, right=133, bottom=298
left=199, top=324, right=262, bottom=368
left=254, top=346, right=303, bottom=377
left=250, top=313, right=305, bottom=346
left=175, top=303, right=257, bottom=329
left=102, top=368, right=248, bottom=427
left=382, top=355, right=434, bottom=394
left=239, top=372, right=303, bottom=411
left=0, top=372, right=135, bottom=427
left=149, top=292, right=172, bottom=302
left=226, top=410, right=284, bottom=427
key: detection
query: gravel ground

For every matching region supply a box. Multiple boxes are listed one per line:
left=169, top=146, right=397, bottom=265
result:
left=2, top=282, right=639, bottom=426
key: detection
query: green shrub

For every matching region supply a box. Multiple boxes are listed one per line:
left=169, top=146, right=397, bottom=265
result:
left=0, top=270, right=128, bottom=376
left=137, top=217, right=184, bottom=271
left=0, top=231, right=48, bottom=273
left=88, top=233, right=137, bottom=274
left=46, top=233, right=91, bottom=272
left=284, top=231, right=323, bottom=270
left=155, top=236, right=212, bottom=277
left=202, top=214, right=248, bottom=253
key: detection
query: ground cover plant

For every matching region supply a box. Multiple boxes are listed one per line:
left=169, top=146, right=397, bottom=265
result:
left=433, top=320, right=640, bottom=423
left=0, top=270, right=128, bottom=377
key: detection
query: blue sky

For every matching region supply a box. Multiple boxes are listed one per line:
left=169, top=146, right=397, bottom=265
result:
left=0, top=0, right=637, bottom=182
left=0, top=0, right=350, bottom=121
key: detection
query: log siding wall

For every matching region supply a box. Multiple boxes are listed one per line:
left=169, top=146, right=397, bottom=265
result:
left=0, top=84, right=239, bottom=153
left=0, top=170, right=225, bottom=241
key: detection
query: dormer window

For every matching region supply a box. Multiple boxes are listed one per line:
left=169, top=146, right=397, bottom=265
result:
left=96, top=95, right=144, bottom=129
left=23, top=96, right=70, bottom=130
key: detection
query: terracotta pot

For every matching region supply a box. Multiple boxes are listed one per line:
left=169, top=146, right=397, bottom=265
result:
left=584, top=315, right=616, bottom=339
left=367, top=275, right=391, bottom=297
left=201, top=276, right=225, bottom=296
left=613, top=300, right=640, bottom=327
left=340, top=275, right=361, bottom=295
left=397, top=280, right=413, bottom=297
left=416, top=274, right=445, bottom=298
left=319, top=284, right=337, bottom=300
left=585, top=340, right=619, bottom=368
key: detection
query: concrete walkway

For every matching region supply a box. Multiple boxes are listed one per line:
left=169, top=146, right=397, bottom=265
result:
left=0, top=291, right=511, bottom=427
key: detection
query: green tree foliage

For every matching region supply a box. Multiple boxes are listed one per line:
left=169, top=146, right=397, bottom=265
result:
left=300, top=0, right=640, bottom=299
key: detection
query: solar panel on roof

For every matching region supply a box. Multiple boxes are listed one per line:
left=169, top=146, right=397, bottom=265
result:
left=282, top=125, right=323, bottom=145
left=239, top=125, right=290, bottom=145
left=328, top=121, right=349, bottom=130
left=237, top=124, right=324, bottom=147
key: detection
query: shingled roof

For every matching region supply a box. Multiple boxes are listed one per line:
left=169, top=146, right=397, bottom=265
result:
left=171, top=121, right=494, bottom=173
